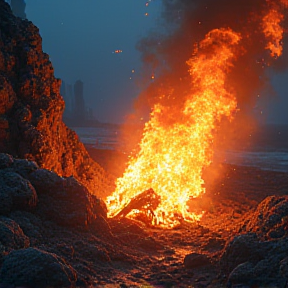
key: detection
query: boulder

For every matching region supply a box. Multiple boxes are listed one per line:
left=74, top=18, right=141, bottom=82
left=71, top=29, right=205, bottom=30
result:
left=0, top=154, right=13, bottom=169
left=12, top=158, right=38, bottom=178
left=220, top=233, right=288, bottom=287
left=184, top=253, right=211, bottom=269
left=0, top=216, right=29, bottom=251
left=9, top=211, right=42, bottom=245
left=242, top=195, right=288, bottom=239
left=220, top=233, right=267, bottom=275
left=0, top=247, right=77, bottom=287
left=227, top=261, right=255, bottom=288
left=0, top=170, right=37, bottom=214
left=29, top=169, right=107, bottom=227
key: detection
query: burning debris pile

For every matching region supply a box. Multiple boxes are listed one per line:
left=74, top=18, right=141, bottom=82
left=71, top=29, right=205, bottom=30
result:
left=106, top=0, right=288, bottom=227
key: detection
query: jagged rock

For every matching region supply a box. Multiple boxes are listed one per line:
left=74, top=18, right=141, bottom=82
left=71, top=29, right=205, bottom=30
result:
left=0, top=169, right=37, bottom=214
left=0, top=0, right=112, bottom=198
left=220, top=233, right=267, bottom=275
left=0, top=153, right=13, bottom=169
left=28, top=169, right=107, bottom=227
left=184, top=253, right=211, bottom=269
left=28, top=168, right=65, bottom=195
left=0, top=247, right=77, bottom=287
left=227, top=261, right=255, bottom=288
left=12, top=158, right=38, bottom=178
left=9, top=211, right=42, bottom=245
left=220, top=233, right=288, bottom=287
left=0, top=216, right=29, bottom=251
left=241, top=195, right=288, bottom=240
left=220, top=195, right=288, bottom=286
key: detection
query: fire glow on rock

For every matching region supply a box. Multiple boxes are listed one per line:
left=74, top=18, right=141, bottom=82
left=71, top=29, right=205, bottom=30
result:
left=106, top=1, right=288, bottom=228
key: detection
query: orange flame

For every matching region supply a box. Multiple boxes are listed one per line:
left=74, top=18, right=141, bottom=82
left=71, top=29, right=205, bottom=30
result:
left=105, top=1, right=288, bottom=228
left=106, top=29, right=241, bottom=227
left=263, top=0, right=288, bottom=57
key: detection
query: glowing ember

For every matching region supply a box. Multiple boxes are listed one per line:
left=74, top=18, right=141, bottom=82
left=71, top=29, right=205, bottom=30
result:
left=107, top=29, right=240, bottom=227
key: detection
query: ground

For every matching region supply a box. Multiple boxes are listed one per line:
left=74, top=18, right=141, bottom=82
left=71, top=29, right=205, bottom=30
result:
left=84, top=146, right=288, bottom=287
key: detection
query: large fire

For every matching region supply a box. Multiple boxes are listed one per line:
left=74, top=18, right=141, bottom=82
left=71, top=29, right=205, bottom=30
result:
left=106, top=1, right=287, bottom=228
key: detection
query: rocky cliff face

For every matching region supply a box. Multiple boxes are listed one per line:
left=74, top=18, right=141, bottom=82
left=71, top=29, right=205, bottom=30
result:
left=0, top=0, right=112, bottom=198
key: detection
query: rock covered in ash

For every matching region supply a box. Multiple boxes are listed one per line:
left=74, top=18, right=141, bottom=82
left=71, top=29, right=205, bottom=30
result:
left=0, top=153, right=107, bottom=227
left=9, top=211, right=42, bottom=245
left=0, top=247, right=77, bottom=287
left=0, top=0, right=112, bottom=198
left=223, top=238, right=288, bottom=288
left=242, top=195, right=288, bottom=240
left=184, top=252, right=211, bottom=269
left=0, top=152, right=112, bottom=285
left=0, top=169, right=37, bottom=214
left=220, top=233, right=266, bottom=274
left=0, top=216, right=29, bottom=251
left=29, top=169, right=107, bottom=226
left=220, top=195, right=288, bottom=288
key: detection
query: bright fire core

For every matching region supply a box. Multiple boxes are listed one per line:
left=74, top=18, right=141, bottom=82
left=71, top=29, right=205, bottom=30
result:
left=106, top=29, right=240, bottom=227
left=106, top=1, right=287, bottom=228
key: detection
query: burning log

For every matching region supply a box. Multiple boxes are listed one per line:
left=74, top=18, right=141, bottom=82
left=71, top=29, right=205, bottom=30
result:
left=112, top=188, right=160, bottom=220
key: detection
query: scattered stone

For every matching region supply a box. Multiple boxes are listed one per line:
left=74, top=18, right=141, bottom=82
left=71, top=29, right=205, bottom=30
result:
left=184, top=253, right=211, bottom=269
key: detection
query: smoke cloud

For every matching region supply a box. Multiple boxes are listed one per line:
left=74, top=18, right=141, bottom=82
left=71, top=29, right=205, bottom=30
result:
left=129, top=0, right=288, bottom=149
left=135, top=0, right=287, bottom=120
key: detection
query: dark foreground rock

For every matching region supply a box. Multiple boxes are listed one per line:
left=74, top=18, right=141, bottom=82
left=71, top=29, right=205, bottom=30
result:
left=0, top=248, right=77, bottom=287
left=220, top=196, right=288, bottom=288
left=184, top=253, right=211, bottom=269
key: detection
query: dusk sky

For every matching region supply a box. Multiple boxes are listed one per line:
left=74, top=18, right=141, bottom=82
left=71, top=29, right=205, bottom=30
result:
left=14, top=1, right=288, bottom=124
left=24, top=0, right=162, bottom=123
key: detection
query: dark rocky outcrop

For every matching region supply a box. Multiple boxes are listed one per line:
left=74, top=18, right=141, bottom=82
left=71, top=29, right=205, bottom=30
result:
left=242, top=195, right=288, bottom=240
left=220, top=195, right=288, bottom=287
left=0, top=0, right=113, bottom=198
left=0, top=169, right=37, bottom=214
left=0, top=153, right=112, bottom=286
left=0, top=247, right=77, bottom=287
left=0, top=153, right=107, bottom=228
left=0, top=216, right=29, bottom=251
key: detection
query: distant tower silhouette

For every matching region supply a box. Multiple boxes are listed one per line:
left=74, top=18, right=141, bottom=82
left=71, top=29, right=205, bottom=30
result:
left=67, top=84, right=74, bottom=114
left=74, top=80, right=85, bottom=122
left=11, top=0, right=26, bottom=19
